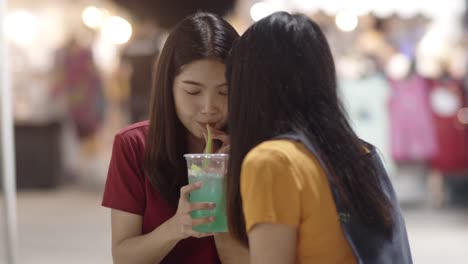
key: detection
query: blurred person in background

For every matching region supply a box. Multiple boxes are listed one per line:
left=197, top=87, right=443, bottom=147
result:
left=226, top=12, right=412, bottom=264
left=102, top=12, right=248, bottom=264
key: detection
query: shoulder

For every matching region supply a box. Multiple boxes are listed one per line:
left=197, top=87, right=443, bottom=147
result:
left=117, top=120, right=150, bottom=138
left=113, top=121, right=149, bottom=155
left=243, top=140, right=305, bottom=165
left=241, top=140, right=305, bottom=175
left=242, top=139, right=322, bottom=180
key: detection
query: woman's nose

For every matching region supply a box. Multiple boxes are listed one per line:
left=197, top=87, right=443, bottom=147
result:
left=201, top=95, right=218, bottom=115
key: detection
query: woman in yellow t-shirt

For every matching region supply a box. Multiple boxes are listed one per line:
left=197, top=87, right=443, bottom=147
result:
left=225, top=12, right=412, bottom=264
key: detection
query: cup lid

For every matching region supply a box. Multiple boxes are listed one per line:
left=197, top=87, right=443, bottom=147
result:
left=183, top=153, right=229, bottom=159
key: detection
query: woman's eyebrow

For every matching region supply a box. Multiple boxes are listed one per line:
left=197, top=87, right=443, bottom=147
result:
left=182, top=80, right=204, bottom=86
left=182, top=80, right=227, bottom=88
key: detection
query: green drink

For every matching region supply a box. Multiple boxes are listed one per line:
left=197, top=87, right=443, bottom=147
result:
left=184, top=154, right=228, bottom=233
left=188, top=173, right=227, bottom=232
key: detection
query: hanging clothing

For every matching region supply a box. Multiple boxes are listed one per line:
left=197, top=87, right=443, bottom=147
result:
left=388, top=75, right=438, bottom=162
left=339, top=73, right=394, bottom=174
left=429, top=79, right=468, bottom=173
left=54, top=41, right=105, bottom=140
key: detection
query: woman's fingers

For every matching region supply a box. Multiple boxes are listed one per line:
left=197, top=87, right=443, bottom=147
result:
left=188, top=230, right=215, bottom=238
left=201, top=125, right=229, bottom=153
left=201, top=126, right=228, bottom=143
left=208, top=127, right=230, bottom=150
left=210, top=128, right=229, bottom=141
left=179, top=182, right=203, bottom=200
left=217, top=144, right=230, bottom=154
left=192, top=216, right=215, bottom=227
left=212, top=134, right=229, bottom=145
left=190, top=202, right=216, bottom=212
left=175, top=183, right=220, bottom=240
left=179, top=215, right=216, bottom=238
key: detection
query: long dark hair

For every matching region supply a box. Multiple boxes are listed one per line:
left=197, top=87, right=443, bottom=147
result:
left=226, top=12, right=394, bottom=245
left=144, top=12, right=238, bottom=208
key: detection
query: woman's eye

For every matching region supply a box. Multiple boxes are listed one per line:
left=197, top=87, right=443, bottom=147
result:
left=185, top=90, right=200, bottom=95
left=219, top=88, right=228, bottom=96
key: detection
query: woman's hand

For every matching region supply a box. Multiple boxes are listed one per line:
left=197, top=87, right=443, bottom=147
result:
left=166, top=182, right=216, bottom=240
left=203, top=126, right=230, bottom=154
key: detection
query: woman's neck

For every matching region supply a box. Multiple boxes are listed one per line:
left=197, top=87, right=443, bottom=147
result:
left=187, top=133, right=205, bottom=153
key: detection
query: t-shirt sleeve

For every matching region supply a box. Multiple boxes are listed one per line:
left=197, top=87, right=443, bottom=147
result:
left=240, top=148, right=301, bottom=232
left=102, top=134, right=146, bottom=215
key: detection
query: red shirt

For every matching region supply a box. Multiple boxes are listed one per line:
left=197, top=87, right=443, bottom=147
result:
left=102, top=121, right=220, bottom=264
left=428, top=80, right=468, bottom=172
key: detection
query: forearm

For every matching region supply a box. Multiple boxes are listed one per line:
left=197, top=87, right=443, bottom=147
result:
left=214, top=233, right=250, bottom=264
left=113, top=220, right=179, bottom=264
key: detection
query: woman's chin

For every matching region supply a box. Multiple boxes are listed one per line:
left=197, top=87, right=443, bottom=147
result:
left=192, top=130, right=204, bottom=139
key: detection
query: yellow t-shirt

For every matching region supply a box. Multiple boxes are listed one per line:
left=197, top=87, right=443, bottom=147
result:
left=241, top=140, right=357, bottom=264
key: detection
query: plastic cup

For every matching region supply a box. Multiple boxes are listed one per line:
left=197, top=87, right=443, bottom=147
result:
left=184, top=154, right=228, bottom=233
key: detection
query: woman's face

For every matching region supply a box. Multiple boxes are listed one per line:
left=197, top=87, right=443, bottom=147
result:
left=173, top=59, right=228, bottom=139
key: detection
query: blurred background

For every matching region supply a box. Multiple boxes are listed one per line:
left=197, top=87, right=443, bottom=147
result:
left=0, top=0, right=467, bottom=263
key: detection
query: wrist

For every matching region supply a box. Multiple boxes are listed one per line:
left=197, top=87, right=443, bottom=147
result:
left=159, top=217, right=184, bottom=243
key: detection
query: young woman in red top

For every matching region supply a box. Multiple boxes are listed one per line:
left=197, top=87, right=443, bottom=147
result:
left=102, top=12, right=247, bottom=263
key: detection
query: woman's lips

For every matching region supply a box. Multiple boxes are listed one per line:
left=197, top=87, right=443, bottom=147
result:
left=198, top=122, right=218, bottom=129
